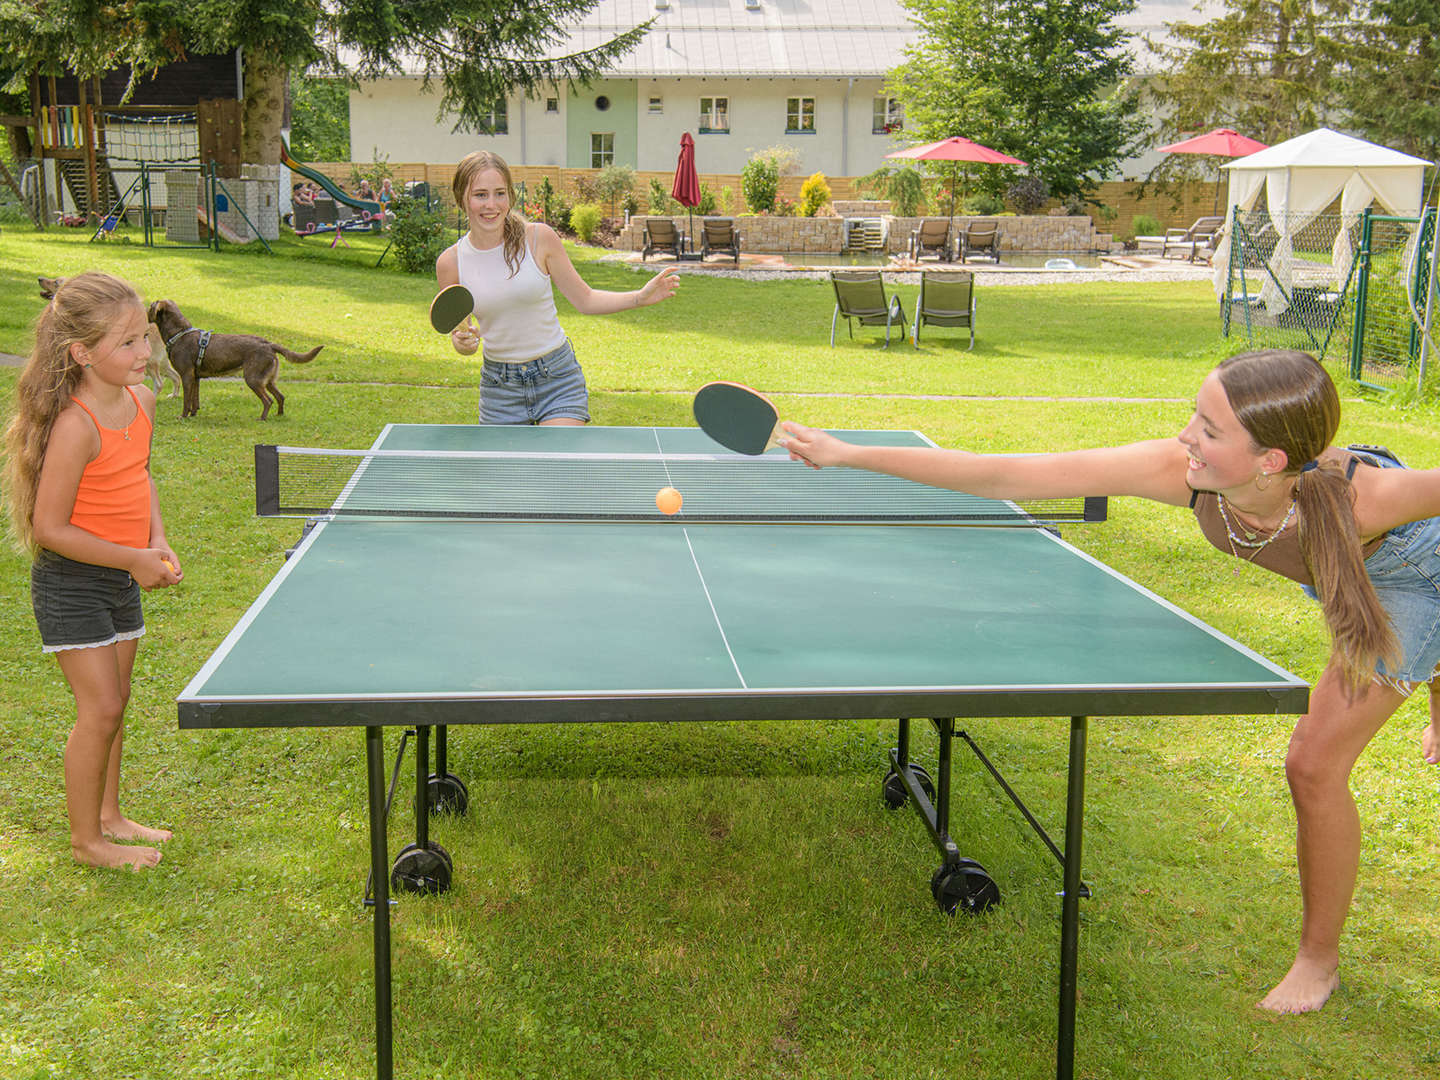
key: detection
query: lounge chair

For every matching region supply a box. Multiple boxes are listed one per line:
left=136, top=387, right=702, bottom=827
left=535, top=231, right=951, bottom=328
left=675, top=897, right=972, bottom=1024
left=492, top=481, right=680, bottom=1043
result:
left=907, top=218, right=952, bottom=261
left=912, top=271, right=976, bottom=349
left=958, top=220, right=1000, bottom=263
left=700, top=218, right=741, bottom=263
left=829, top=270, right=908, bottom=348
left=1161, top=216, right=1224, bottom=262
left=641, top=218, right=684, bottom=261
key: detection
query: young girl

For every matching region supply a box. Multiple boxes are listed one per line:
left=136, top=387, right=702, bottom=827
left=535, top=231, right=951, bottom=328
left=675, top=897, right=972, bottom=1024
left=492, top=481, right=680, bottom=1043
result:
left=778, top=348, right=1440, bottom=1016
left=437, top=150, right=680, bottom=425
left=4, top=271, right=182, bottom=870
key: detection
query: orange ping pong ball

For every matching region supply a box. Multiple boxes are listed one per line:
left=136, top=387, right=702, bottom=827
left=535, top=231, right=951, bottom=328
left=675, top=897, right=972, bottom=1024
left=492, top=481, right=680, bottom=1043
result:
left=656, top=487, right=683, bottom=515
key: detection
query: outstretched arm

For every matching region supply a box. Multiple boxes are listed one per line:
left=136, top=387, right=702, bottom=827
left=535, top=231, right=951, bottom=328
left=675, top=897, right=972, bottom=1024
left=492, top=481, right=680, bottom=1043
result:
left=535, top=224, right=680, bottom=313
left=778, top=424, right=1196, bottom=506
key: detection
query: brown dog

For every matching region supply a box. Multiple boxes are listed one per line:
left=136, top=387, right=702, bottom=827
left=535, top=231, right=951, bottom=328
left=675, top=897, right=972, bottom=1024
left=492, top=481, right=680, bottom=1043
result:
left=147, top=299, right=322, bottom=419
left=38, top=276, right=180, bottom=398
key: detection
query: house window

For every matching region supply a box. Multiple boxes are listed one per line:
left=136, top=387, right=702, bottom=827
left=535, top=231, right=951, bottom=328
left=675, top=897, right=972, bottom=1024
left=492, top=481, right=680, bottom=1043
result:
left=479, top=99, right=508, bottom=134
left=699, top=96, right=729, bottom=134
left=546, top=98, right=559, bottom=114
left=590, top=132, right=614, bottom=168
left=786, top=97, right=815, bottom=133
left=872, top=97, right=903, bottom=134
left=649, top=96, right=664, bottom=114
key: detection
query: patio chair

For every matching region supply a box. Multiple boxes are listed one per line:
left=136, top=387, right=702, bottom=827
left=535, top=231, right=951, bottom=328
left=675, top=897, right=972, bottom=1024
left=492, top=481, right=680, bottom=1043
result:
left=958, top=220, right=1000, bottom=263
left=700, top=218, right=741, bottom=263
left=1161, top=216, right=1225, bottom=262
left=829, top=270, right=908, bottom=348
left=907, top=218, right=952, bottom=261
left=912, top=270, right=976, bottom=349
left=641, top=218, right=684, bottom=261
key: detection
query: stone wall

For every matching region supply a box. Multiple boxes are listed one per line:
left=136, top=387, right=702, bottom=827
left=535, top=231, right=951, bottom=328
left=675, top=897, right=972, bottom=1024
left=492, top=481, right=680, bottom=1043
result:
left=619, top=213, right=1111, bottom=254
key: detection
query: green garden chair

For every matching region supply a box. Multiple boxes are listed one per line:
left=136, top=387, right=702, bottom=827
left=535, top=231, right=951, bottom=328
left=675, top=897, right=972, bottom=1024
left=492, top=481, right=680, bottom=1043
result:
left=829, top=270, right=908, bottom=348
left=913, top=270, right=976, bottom=349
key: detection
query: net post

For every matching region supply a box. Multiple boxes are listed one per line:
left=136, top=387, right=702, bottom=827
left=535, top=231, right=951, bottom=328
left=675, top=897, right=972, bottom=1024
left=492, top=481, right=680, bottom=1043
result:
left=255, top=444, right=279, bottom=516
left=1081, top=497, right=1107, bottom=522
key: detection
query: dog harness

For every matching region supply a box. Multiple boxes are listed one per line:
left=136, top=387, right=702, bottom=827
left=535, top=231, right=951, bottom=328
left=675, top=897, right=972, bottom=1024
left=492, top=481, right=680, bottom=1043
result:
left=165, top=327, right=213, bottom=372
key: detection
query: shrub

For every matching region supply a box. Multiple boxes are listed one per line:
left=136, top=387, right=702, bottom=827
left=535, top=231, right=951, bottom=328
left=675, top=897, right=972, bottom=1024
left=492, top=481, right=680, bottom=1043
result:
left=696, top=183, right=718, bottom=216
left=856, top=165, right=925, bottom=217
left=1132, top=214, right=1163, bottom=238
left=595, top=164, right=636, bottom=218
left=719, top=186, right=734, bottom=215
left=533, top=177, right=560, bottom=226
left=1005, top=175, right=1050, bottom=215
left=648, top=177, right=675, bottom=214
left=773, top=193, right=798, bottom=217
left=741, top=154, right=779, bottom=214
left=569, top=203, right=603, bottom=243
left=799, top=172, right=831, bottom=217
left=964, top=192, right=1004, bottom=216
left=387, top=194, right=449, bottom=273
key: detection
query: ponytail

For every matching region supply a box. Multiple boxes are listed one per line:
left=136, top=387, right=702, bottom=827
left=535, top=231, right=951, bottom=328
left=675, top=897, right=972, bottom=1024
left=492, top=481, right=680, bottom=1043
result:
left=1218, top=349, right=1398, bottom=691
left=1293, top=460, right=1399, bottom=689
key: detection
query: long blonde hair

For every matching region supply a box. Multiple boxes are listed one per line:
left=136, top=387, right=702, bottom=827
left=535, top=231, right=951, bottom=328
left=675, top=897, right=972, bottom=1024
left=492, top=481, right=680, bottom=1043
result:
left=3, top=271, right=144, bottom=553
left=1217, top=349, right=1398, bottom=688
left=452, top=150, right=528, bottom=277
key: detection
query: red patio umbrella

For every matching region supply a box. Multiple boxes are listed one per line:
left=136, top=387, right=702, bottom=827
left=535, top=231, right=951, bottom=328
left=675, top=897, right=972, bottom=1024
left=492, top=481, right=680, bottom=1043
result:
left=887, top=136, right=1027, bottom=221
left=671, top=132, right=701, bottom=257
left=1157, top=128, right=1269, bottom=214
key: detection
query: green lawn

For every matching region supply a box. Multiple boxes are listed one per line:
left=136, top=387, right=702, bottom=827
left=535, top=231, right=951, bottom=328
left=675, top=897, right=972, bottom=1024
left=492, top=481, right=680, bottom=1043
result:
left=1, top=230, right=1438, bottom=1080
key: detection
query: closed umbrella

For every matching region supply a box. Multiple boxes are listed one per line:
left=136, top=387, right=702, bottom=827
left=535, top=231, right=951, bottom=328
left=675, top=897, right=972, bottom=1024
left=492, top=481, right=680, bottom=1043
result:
left=1158, top=128, right=1269, bottom=214
left=671, top=132, right=701, bottom=258
left=887, top=136, right=1027, bottom=222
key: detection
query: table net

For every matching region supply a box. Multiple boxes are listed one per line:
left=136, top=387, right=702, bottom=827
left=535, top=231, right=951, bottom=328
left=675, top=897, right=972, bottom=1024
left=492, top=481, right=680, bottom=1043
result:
left=255, top=445, right=1106, bottom=525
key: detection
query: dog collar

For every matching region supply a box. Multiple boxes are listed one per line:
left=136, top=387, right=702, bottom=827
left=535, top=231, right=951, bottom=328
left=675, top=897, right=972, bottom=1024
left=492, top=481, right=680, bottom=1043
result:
left=164, top=327, right=200, bottom=348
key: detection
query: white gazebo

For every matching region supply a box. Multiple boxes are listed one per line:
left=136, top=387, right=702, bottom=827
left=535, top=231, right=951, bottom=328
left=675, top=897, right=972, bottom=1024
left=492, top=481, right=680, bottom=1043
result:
left=1212, top=127, right=1431, bottom=311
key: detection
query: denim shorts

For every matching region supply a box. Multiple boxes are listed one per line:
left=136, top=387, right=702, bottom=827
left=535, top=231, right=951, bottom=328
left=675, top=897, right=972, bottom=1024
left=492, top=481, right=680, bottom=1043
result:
left=478, top=339, right=590, bottom=424
left=1303, top=448, right=1440, bottom=688
left=31, top=550, right=145, bottom=653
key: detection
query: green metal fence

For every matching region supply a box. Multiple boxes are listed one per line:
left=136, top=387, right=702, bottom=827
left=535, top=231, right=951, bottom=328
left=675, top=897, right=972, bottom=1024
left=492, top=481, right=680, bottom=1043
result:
left=1347, top=208, right=1436, bottom=391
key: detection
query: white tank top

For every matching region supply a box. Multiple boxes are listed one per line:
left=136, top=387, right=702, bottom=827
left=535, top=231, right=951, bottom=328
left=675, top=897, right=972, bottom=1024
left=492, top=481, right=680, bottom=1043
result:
left=454, top=228, right=567, bottom=363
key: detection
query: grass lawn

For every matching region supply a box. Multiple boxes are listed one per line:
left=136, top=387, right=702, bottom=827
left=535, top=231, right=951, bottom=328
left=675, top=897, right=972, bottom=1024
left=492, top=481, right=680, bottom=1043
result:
left=1, top=229, right=1438, bottom=1079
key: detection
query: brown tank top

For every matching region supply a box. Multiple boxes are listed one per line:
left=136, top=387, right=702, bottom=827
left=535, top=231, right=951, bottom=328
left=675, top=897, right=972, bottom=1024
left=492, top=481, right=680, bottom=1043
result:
left=1190, top=447, right=1384, bottom=586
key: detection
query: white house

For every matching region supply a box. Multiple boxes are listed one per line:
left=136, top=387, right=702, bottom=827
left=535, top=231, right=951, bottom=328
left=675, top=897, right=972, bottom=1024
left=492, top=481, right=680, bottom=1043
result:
left=346, top=0, right=1214, bottom=178
left=348, top=0, right=917, bottom=176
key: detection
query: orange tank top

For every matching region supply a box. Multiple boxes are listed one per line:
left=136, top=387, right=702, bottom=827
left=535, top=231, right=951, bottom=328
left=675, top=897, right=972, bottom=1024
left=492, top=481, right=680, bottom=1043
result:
left=67, top=387, right=153, bottom=549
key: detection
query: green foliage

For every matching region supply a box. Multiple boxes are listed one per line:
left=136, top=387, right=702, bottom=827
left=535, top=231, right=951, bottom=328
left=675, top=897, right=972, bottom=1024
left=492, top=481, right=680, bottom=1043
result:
left=741, top=154, right=779, bottom=214
left=1005, top=175, right=1049, bottom=215
left=718, top=185, right=734, bottom=215
left=964, top=192, right=1004, bottom=216
left=1143, top=0, right=1351, bottom=147
left=533, top=177, right=560, bottom=225
left=1132, top=213, right=1164, bottom=238
left=290, top=75, right=351, bottom=162
left=387, top=194, right=448, bottom=273
left=799, top=172, right=832, bottom=217
left=594, top=164, right=636, bottom=218
left=696, top=183, right=718, bottom=216
left=569, top=202, right=603, bottom=243
left=859, top=165, right=927, bottom=217
left=648, top=177, right=677, bottom=214
left=891, top=0, right=1143, bottom=200
left=1338, top=0, right=1440, bottom=160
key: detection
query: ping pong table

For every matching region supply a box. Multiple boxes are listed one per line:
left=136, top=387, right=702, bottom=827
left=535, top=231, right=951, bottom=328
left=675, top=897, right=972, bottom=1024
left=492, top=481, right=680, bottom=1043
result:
left=178, top=422, right=1309, bottom=1080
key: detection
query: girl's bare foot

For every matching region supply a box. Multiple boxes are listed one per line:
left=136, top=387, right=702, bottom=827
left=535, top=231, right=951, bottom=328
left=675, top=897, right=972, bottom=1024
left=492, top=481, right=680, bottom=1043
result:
left=73, top=838, right=162, bottom=870
left=1422, top=723, right=1439, bottom=765
left=102, top=816, right=173, bottom=844
left=1258, top=957, right=1339, bottom=1014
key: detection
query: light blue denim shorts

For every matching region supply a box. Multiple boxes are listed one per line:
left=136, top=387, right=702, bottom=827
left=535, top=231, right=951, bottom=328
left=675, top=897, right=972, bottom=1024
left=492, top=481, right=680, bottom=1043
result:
left=478, top=339, right=590, bottom=424
left=1304, top=448, right=1440, bottom=689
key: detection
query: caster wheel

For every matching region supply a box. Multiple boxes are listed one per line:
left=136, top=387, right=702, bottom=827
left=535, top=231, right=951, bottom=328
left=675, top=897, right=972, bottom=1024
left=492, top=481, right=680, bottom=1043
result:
left=881, top=762, right=937, bottom=809
left=427, top=771, right=469, bottom=815
left=931, top=859, right=1000, bottom=915
left=391, top=842, right=453, bottom=895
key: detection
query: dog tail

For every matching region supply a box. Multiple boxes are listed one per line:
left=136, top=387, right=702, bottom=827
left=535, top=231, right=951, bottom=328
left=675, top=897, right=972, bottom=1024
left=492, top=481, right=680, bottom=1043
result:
left=274, top=344, right=323, bottom=364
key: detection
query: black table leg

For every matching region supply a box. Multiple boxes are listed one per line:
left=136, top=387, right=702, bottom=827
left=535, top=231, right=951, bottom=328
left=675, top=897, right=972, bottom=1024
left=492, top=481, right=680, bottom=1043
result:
left=365, top=726, right=393, bottom=1080
left=1056, top=716, right=1088, bottom=1080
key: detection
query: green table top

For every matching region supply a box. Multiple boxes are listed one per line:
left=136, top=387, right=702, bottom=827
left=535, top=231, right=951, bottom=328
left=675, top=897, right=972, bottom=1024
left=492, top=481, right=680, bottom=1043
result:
left=178, top=425, right=1308, bottom=728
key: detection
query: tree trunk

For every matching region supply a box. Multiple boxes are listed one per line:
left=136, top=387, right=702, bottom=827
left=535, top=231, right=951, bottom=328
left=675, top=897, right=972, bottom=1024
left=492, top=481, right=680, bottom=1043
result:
left=240, top=49, right=287, bottom=165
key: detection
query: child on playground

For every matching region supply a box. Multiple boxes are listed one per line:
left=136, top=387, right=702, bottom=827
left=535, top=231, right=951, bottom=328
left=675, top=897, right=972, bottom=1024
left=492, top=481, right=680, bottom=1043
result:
left=778, top=348, right=1440, bottom=1016
left=438, top=149, right=680, bottom=424
left=3, top=271, right=183, bottom=870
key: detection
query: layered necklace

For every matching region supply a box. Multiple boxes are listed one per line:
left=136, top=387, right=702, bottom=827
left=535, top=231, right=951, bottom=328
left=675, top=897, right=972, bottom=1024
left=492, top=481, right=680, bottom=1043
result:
left=1215, top=493, right=1296, bottom=575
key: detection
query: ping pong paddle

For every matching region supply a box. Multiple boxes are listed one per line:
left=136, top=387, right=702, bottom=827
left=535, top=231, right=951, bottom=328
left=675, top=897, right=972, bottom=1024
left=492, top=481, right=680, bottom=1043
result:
left=429, top=284, right=475, bottom=333
left=693, top=381, right=788, bottom=455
